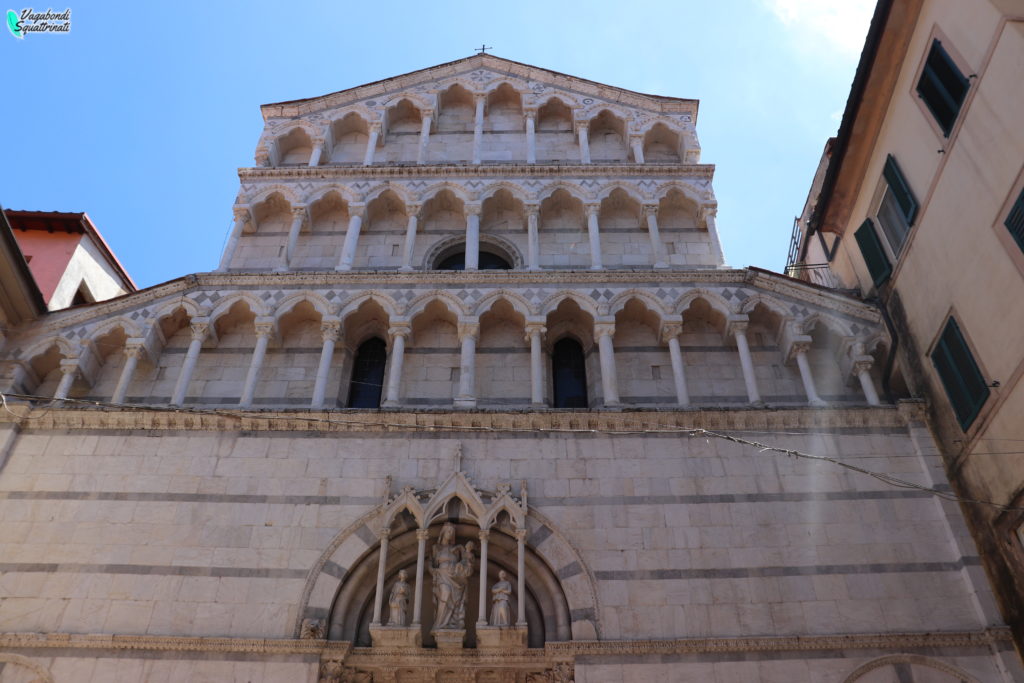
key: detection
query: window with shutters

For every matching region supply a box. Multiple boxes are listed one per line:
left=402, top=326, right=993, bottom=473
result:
left=916, top=39, right=970, bottom=137
left=853, top=155, right=918, bottom=289
left=854, top=219, right=891, bottom=287
left=930, top=317, right=989, bottom=430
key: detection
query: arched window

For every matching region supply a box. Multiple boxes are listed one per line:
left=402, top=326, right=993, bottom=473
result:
left=436, top=250, right=512, bottom=271
left=552, top=338, right=587, bottom=408
left=347, top=338, right=387, bottom=408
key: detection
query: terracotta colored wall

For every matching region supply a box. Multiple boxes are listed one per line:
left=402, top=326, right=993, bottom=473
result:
left=10, top=230, right=82, bottom=304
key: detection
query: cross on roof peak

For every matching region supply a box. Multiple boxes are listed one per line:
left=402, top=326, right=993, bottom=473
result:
left=475, top=44, right=492, bottom=55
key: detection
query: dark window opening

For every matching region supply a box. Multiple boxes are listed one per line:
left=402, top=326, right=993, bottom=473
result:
left=875, top=155, right=919, bottom=256
left=437, top=250, right=512, bottom=270
left=347, top=337, right=387, bottom=408
left=1005, top=188, right=1024, bottom=253
left=552, top=337, right=588, bottom=408
left=70, top=282, right=95, bottom=307
left=854, top=218, right=892, bottom=287
left=916, top=39, right=970, bottom=136
left=930, top=318, right=989, bottom=430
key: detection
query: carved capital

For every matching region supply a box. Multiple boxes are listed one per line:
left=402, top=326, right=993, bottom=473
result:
left=660, top=323, right=683, bottom=342
left=232, top=205, right=251, bottom=223
left=253, top=319, right=276, bottom=339
left=524, top=322, right=546, bottom=343
left=584, top=203, right=600, bottom=218
left=407, top=203, right=422, bottom=217
left=514, top=528, right=527, bottom=542
left=388, top=322, right=412, bottom=341
left=458, top=322, right=480, bottom=341
left=790, top=339, right=812, bottom=356
left=730, top=321, right=749, bottom=336
left=320, top=320, right=341, bottom=342
left=369, top=122, right=382, bottom=133
left=594, top=322, right=615, bottom=339
left=478, top=529, right=490, bottom=542
left=123, top=344, right=145, bottom=360
left=525, top=203, right=540, bottom=218
left=291, top=205, right=308, bottom=219
left=378, top=528, right=391, bottom=542
left=416, top=528, right=430, bottom=542
left=348, top=203, right=367, bottom=218
left=524, top=108, right=537, bottom=120
left=853, top=358, right=874, bottom=375
left=190, top=321, right=211, bottom=342
left=465, top=203, right=482, bottom=217
left=576, top=120, right=590, bottom=130
left=59, top=363, right=78, bottom=377
left=642, top=204, right=659, bottom=218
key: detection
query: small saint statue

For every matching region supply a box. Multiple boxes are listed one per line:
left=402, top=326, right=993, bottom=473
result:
left=489, top=570, right=514, bottom=627
left=430, top=522, right=475, bottom=629
left=387, top=569, right=410, bottom=626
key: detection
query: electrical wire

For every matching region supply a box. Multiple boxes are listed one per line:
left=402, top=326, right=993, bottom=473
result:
left=0, top=391, right=1020, bottom=512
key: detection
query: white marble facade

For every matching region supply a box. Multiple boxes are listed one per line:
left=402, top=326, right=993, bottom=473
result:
left=0, top=55, right=1019, bottom=682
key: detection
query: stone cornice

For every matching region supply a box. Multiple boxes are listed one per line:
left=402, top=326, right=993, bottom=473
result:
left=0, top=404, right=915, bottom=434
left=5, top=268, right=880, bottom=343
left=237, top=163, right=715, bottom=181
left=0, top=628, right=1009, bottom=658
left=259, top=54, right=698, bottom=121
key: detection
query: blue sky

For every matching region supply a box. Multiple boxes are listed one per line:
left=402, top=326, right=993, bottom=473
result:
left=0, top=1, right=873, bottom=288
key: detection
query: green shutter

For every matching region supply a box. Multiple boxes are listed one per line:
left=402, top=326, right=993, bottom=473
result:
left=883, top=155, right=919, bottom=225
left=930, top=318, right=989, bottom=430
left=916, top=40, right=969, bottom=136
left=1005, top=188, right=1024, bottom=253
left=854, top=219, right=892, bottom=287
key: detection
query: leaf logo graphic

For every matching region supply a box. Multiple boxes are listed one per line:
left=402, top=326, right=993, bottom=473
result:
left=6, top=9, right=22, bottom=38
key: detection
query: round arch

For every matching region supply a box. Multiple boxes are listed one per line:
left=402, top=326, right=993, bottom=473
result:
left=295, top=506, right=600, bottom=644
left=673, top=288, right=737, bottom=318
left=272, top=292, right=333, bottom=323
left=84, top=316, right=145, bottom=346
left=473, top=290, right=537, bottom=319
left=403, top=290, right=470, bottom=321
left=422, top=233, right=524, bottom=272
left=337, top=292, right=400, bottom=321
left=208, top=292, right=270, bottom=323
left=842, top=654, right=982, bottom=683
left=245, top=183, right=303, bottom=207
left=539, top=291, right=601, bottom=319
left=536, top=182, right=593, bottom=205
left=606, top=289, right=671, bottom=319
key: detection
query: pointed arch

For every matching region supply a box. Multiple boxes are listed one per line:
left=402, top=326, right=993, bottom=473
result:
left=305, top=184, right=359, bottom=207
left=85, top=316, right=144, bottom=345
left=246, top=183, right=303, bottom=207
left=417, top=181, right=473, bottom=206
left=381, top=92, right=433, bottom=113
left=535, top=181, right=593, bottom=205
left=473, top=289, right=536, bottom=319
left=363, top=182, right=416, bottom=207
left=539, top=291, right=600, bottom=318
left=739, top=293, right=794, bottom=321
left=478, top=181, right=531, bottom=205
left=595, top=181, right=649, bottom=204
left=606, top=289, right=671, bottom=318
left=337, top=292, right=399, bottom=320
left=404, top=291, right=470, bottom=321
left=800, top=311, right=855, bottom=338
left=673, top=288, right=736, bottom=317
left=152, top=297, right=205, bottom=321
left=209, top=292, right=270, bottom=323
left=269, top=118, right=324, bottom=140
left=273, top=291, right=332, bottom=322
left=21, top=336, right=78, bottom=363
left=653, top=180, right=708, bottom=206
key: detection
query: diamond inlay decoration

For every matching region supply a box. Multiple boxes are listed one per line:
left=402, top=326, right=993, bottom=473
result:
left=721, top=289, right=734, bottom=301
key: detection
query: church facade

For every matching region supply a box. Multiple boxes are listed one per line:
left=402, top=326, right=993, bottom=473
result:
left=0, top=55, right=1019, bottom=682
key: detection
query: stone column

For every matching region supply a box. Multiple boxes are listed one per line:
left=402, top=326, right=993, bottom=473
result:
left=111, top=343, right=143, bottom=404
left=336, top=204, right=366, bottom=271
left=372, top=530, right=391, bottom=625
left=281, top=205, right=306, bottom=271
left=525, top=110, right=537, bottom=164
left=732, top=321, right=762, bottom=405
left=642, top=205, right=669, bottom=269
left=661, top=323, right=690, bottom=407
left=473, top=95, right=486, bottom=165
left=363, top=123, right=380, bottom=166
left=630, top=135, right=645, bottom=164
left=171, top=320, right=210, bottom=406
left=526, top=322, right=546, bottom=407
left=526, top=205, right=540, bottom=271
left=577, top=121, right=591, bottom=164
left=585, top=204, right=603, bottom=270
left=476, top=529, right=490, bottom=627
left=311, top=319, right=341, bottom=409
left=792, top=340, right=825, bottom=406
left=239, top=318, right=274, bottom=408
left=417, top=110, right=433, bottom=165
left=382, top=323, right=410, bottom=407
left=412, top=528, right=429, bottom=625
left=454, top=321, right=479, bottom=409
left=53, top=363, right=77, bottom=400
left=465, top=205, right=481, bottom=271
left=217, top=206, right=251, bottom=272
left=702, top=207, right=725, bottom=267
left=594, top=322, right=620, bottom=407
left=515, top=529, right=527, bottom=626
left=854, top=358, right=881, bottom=406
left=308, top=138, right=324, bottom=167
left=399, top=205, right=421, bottom=271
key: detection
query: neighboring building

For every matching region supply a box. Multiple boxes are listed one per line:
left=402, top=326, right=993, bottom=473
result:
left=4, top=210, right=136, bottom=311
left=0, top=54, right=1020, bottom=682
left=786, top=0, right=1024, bottom=654
left=0, top=207, right=46, bottom=350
